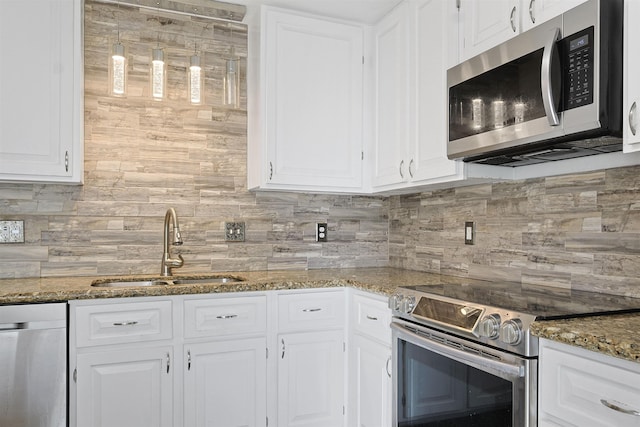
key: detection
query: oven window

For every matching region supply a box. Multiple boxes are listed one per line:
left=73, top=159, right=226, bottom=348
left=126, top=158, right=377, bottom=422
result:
left=397, top=340, right=512, bottom=427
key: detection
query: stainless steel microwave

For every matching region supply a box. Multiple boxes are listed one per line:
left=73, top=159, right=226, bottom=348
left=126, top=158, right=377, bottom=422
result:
left=447, top=0, right=622, bottom=166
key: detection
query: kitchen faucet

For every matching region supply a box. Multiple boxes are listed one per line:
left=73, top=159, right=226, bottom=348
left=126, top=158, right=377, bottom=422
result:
left=161, top=207, right=184, bottom=276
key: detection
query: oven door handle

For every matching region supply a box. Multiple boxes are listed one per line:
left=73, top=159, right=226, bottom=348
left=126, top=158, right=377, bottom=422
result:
left=391, top=322, right=525, bottom=379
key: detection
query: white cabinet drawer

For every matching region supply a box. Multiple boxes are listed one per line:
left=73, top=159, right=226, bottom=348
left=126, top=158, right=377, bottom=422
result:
left=351, top=293, right=391, bottom=344
left=74, top=300, right=173, bottom=347
left=184, top=295, right=267, bottom=338
left=539, top=339, right=640, bottom=427
left=278, top=290, right=345, bottom=332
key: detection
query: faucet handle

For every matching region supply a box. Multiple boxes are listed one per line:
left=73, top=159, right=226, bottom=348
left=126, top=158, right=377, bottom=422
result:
left=166, top=254, right=184, bottom=268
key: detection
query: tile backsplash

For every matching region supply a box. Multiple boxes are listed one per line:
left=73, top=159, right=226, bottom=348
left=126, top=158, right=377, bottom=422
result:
left=1, top=0, right=640, bottom=300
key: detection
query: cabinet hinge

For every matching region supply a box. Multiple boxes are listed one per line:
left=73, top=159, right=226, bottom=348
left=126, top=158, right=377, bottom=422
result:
left=73, top=367, right=77, bottom=383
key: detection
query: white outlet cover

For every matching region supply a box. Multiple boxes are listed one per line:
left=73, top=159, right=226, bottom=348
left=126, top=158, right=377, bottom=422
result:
left=0, top=220, right=25, bottom=243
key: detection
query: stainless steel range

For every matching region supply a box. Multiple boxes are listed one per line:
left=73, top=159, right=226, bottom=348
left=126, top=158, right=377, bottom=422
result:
left=389, top=282, right=640, bottom=427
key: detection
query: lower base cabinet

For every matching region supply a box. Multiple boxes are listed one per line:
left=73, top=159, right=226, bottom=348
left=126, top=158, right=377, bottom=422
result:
left=76, top=346, right=174, bottom=427
left=277, top=330, right=345, bottom=427
left=539, top=338, right=640, bottom=427
left=184, top=338, right=267, bottom=427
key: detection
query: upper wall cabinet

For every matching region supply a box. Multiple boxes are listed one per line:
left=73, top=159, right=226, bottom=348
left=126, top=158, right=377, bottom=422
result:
left=623, top=0, right=640, bottom=152
left=0, top=0, right=83, bottom=184
left=458, top=0, right=586, bottom=63
left=247, top=7, right=364, bottom=193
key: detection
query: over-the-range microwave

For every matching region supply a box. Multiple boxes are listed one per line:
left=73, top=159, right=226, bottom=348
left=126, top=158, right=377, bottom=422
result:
left=447, top=0, right=623, bottom=167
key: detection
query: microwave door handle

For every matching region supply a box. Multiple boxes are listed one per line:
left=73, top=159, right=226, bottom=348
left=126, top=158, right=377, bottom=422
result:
left=541, top=27, right=561, bottom=126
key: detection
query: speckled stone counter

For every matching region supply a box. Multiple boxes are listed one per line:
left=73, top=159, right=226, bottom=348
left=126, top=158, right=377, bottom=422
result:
left=531, top=314, right=640, bottom=364
left=0, top=268, right=444, bottom=305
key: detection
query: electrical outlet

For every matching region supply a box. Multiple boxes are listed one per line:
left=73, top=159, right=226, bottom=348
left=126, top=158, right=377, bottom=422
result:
left=316, top=223, right=328, bottom=242
left=225, top=222, right=245, bottom=242
left=0, top=220, right=25, bottom=243
left=464, top=221, right=475, bottom=245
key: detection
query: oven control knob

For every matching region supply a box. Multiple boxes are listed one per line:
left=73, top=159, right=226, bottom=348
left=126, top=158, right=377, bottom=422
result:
left=388, top=294, right=402, bottom=311
left=500, top=319, right=523, bottom=345
left=400, top=295, right=416, bottom=313
left=478, top=314, right=501, bottom=339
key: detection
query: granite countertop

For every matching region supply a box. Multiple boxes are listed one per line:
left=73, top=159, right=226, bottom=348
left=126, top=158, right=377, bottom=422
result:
left=531, top=314, right=640, bottom=363
left=2, top=267, right=640, bottom=364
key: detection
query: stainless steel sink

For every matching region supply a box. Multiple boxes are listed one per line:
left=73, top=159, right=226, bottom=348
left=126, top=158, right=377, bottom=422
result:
left=91, top=276, right=245, bottom=288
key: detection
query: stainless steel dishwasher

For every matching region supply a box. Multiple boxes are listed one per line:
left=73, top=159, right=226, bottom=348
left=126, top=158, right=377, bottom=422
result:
left=0, top=303, right=67, bottom=427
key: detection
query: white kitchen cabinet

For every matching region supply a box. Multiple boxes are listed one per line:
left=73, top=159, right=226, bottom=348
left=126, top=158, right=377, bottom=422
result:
left=348, top=290, right=392, bottom=427
left=0, top=0, right=83, bottom=183
left=183, top=338, right=267, bottom=427
left=623, top=0, right=640, bottom=152
left=521, top=0, right=587, bottom=32
left=182, top=294, right=268, bottom=427
left=371, top=1, right=411, bottom=188
left=276, top=290, right=346, bottom=427
left=459, top=0, right=519, bottom=61
left=539, top=338, right=640, bottom=427
left=76, top=346, right=174, bottom=427
left=247, top=7, right=364, bottom=193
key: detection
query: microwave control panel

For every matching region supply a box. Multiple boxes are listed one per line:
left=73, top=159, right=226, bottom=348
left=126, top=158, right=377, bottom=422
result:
left=563, top=26, right=594, bottom=110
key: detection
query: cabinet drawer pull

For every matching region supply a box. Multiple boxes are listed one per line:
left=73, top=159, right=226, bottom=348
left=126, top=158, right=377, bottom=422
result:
left=302, top=308, right=322, bottom=313
left=528, top=0, right=535, bottom=24
left=386, top=356, right=392, bottom=378
left=601, top=399, right=640, bottom=416
left=510, top=6, right=517, bottom=32
left=166, top=353, right=171, bottom=374
left=366, top=315, right=378, bottom=321
left=399, top=160, right=405, bottom=179
left=187, top=350, right=192, bottom=371
left=112, top=321, right=138, bottom=326
left=216, top=314, right=238, bottom=319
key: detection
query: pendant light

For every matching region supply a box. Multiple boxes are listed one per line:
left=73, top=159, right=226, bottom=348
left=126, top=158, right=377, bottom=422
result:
left=223, top=27, right=240, bottom=108
left=188, top=44, right=204, bottom=105
left=150, top=4, right=166, bottom=101
left=109, top=3, right=127, bottom=96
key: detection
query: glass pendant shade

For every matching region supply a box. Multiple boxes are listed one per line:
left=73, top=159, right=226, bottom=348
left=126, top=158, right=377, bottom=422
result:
left=223, top=57, right=240, bottom=108
left=188, top=54, right=203, bottom=105
left=150, top=47, right=167, bottom=100
left=109, top=42, right=127, bottom=96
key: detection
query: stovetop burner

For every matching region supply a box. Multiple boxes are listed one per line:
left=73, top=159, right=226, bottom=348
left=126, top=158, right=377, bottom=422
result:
left=390, top=282, right=640, bottom=357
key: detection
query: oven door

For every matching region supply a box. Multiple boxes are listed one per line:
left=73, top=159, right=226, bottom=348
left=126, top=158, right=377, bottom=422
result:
left=391, top=319, right=536, bottom=427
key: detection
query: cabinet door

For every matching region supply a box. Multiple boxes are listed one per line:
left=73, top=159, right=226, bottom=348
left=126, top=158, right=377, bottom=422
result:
left=410, top=0, right=462, bottom=185
left=278, top=330, right=345, bottom=427
left=0, top=0, right=82, bottom=183
left=261, top=8, right=363, bottom=192
left=184, top=338, right=267, bottom=427
left=372, top=2, right=411, bottom=188
left=521, top=0, right=587, bottom=32
left=76, top=346, right=173, bottom=427
left=350, top=334, right=392, bottom=427
left=460, top=0, right=519, bottom=61
left=623, top=0, right=640, bottom=152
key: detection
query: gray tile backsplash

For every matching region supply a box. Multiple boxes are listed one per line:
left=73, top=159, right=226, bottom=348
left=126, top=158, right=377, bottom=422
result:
left=1, top=1, right=640, bottom=299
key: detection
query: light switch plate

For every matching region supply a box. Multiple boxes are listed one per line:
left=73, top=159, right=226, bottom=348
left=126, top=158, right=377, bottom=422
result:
left=0, top=220, right=25, bottom=243
left=225, top=222, right=245, bottom=242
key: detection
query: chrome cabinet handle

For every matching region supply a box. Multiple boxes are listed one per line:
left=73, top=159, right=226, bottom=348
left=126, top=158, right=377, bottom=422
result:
left=302, top=308, right=321, bottom=312
left=399, top=160, right=405, bottom=179
left=541, top=27, right=561, bottom=127
left=386, top=356, right=392, bottom=378
left=601, top=399, right=640, bottom=416
left=510, top=6, right=517, bottom=32
left=216, top=314, right=238, bottom=319
left=408, top=159, right=414, bottom=178
left=187, top=350, right=192, bottom=371
left=166, top=353, right=170, bottom=374
left=630, top=101, right=637, bottom=136
left=366, top=315, right=378, bottom=321
left=269, top=162, right=273, bottom=180
left=528, top=0, right=535, bottom=24
left=112, top=320, right=138, bottom=326
left=65, top=151, right=69, bottom=172
left=281, top=339, right=285, bottom=359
